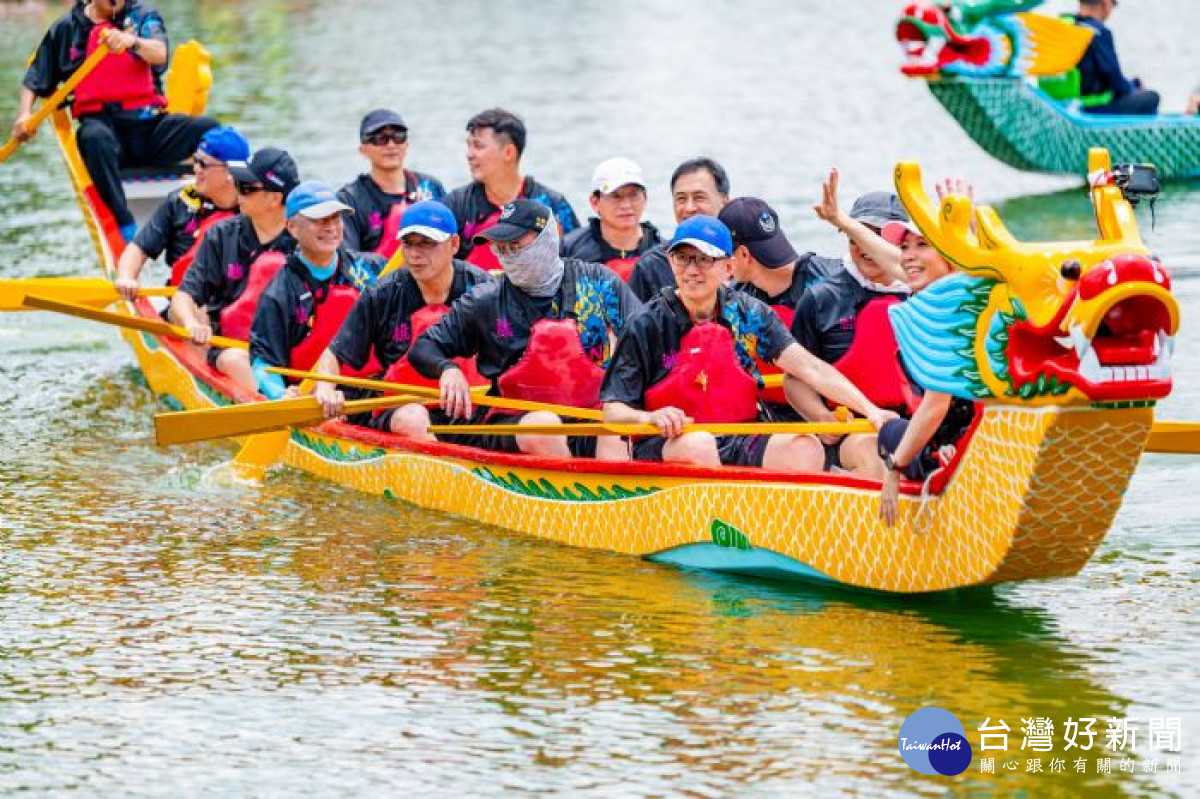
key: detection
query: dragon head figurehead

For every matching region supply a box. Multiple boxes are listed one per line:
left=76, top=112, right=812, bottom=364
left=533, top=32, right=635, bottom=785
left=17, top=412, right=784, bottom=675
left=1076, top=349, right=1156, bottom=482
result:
left=896, top=0, right=1092, bottom=79
left=888, top=149, right=1178, bottom=407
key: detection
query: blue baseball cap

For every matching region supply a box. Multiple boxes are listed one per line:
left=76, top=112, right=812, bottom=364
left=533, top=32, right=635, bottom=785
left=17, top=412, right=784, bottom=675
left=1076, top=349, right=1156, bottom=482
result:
left=285, top=180, right=353, bottom=220
left=399, top=200, right=458, bottom=243
left=195, top=125, right=250, bottom=164
left=668, top=215, right=734, bottom=258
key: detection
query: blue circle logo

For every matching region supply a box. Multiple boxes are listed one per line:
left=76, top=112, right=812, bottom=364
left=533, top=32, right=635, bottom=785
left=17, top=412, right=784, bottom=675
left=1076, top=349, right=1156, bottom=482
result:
left=898, top=707, right=973, bottom=776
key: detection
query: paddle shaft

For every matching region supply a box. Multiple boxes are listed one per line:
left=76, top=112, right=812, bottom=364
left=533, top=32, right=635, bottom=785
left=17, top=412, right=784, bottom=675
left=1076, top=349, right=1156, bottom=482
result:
left=22, top=294, right=247, bottom=350
left=154, top=393, right=423, bottom=446
left=0, top=44, right=110, bottom=164
left=428, top=421, right=875, bottom=437
left=268, top=366, right=607, bottom=421
left=1144, top=421, right=1200, bottom=455
left=1, top=277, right=173, bottom=311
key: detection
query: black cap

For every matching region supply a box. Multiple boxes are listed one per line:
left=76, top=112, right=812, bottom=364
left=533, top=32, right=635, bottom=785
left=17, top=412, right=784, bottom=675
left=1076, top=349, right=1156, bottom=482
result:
left=473, top=199, right=552, bottom=244
left=718, top=197, right=798, bottom=269
left=848, top=191, right=909, bottom=230
left=360, top=108, right=407, bottom=139
left=228, top=147, right=300, bottom=196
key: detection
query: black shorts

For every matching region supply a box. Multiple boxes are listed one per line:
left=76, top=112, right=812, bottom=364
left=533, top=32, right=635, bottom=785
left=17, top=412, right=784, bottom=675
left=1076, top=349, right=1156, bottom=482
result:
left=435, top=412, right=600, bottom=458
left=357, top=403, right=483, bottom=433
left=205, top=344, right=225, bottom=369
left=822, top=441, right=842, bottom=471
left=633, top=434, right=769, bottom=468
left=877, top=418, right=938, bottom=481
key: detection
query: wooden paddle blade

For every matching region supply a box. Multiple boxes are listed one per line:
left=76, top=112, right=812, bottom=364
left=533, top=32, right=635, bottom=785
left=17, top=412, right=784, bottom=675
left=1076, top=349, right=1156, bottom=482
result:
left=154, top=394, right=422, bottom=446
left=1145, top=421, right=1200, bottom=454
left=20, top=293, right=247, bottom=350
left=1, top=277, right=173, bottom=311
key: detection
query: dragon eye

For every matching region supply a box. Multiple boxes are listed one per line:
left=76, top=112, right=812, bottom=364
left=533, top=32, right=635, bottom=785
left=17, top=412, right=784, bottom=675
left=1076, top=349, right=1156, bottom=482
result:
left=1060, top=260, right=1082, bottom=280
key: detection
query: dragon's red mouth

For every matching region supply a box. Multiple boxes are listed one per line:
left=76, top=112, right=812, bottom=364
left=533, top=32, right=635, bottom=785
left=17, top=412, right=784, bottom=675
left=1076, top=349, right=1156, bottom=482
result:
left=896, top=2, right=991, bottom=77
left=1007, top=256, right=1176, bottom=402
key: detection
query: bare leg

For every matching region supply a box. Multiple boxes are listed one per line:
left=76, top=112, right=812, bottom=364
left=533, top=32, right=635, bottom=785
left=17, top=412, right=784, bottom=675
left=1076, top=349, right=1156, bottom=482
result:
left=594, top=435, right=632, bottom=462
left=388, top=404, right=435, bottom=441
left=761, top=433, right=823, bottom=472
left=662, top=432, right=721, bottom=467
left=515, top=411, right=571, bottom=457
left=215, top=348, right=257, bottom=393
left=838, top=433, right=885, bottom=479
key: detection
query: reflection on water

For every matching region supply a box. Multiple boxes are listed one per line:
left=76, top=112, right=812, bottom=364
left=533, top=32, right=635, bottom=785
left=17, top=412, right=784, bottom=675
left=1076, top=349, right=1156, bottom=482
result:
left=2, top=0, right=1198, bottom=795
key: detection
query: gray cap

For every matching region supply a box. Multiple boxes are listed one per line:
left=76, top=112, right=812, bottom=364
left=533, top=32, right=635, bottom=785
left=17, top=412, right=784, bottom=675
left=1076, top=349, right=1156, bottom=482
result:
left=849, top=192, right=909, bottom=230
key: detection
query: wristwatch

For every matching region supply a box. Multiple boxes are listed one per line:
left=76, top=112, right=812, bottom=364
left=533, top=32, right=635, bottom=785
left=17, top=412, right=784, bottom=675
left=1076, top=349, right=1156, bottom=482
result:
left=883, top=452, right=905, bottom=473
left=129, top=38, right=141, bottom=56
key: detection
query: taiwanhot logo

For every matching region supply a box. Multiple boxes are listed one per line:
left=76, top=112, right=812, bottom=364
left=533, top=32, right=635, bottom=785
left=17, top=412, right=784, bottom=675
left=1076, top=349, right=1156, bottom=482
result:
left=898, top=707, right=972, bottom=776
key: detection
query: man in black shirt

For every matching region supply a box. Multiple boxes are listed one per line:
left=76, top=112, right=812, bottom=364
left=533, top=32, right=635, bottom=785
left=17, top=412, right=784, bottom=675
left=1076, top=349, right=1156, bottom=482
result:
left=408, top=199, right=638, bottom=460
left=249, top=181, right=385, bottom=398
left=1073, top=0, right=1159, bottom=115
left=337, top=109, right=446, bottom=257
left=442, top=109, right=578, bottom=271
left=601, top=216, right=892, bottom=470
left=628, top=157, right=730, bottom=303
left=12, top=0, right=218, bottom=240
left=115, top=124, right=248, bottom=299
left=311, top=200, right=491, bottom=434
left=561, top=157, right=661, bottom=281
left=170, top=147, right=299, bottom=391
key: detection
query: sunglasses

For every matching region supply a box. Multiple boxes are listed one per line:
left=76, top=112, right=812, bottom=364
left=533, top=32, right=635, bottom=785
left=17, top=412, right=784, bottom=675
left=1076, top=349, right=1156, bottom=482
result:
left=363, top=130, right=408, bottom=146
left=670, top=251, right=725, bottom=271
left=193, top=156, right=225, bottom=171
left=236, top=181, right=265, bottom=195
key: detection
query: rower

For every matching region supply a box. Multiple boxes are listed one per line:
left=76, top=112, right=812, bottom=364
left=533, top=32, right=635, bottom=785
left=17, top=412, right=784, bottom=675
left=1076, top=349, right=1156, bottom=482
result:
left=628, top=157, right=730, bottom=303
left=786, top=176, right=917, bottom=477
left=442, top=108, right=579, bottom=271
left=248, top=181, right=385, bottom=399
left=877, top=218, right=980, bottom=525
left=408, top=199, right=639, bottom=460
left=337, top=108, right=446, bottom=258
left=561, top=157, right=661, bottom=281
left=11, top=0, right=219, bottom=242
left=600, top=215, right=893, bottom=470
left=310, top=200, right=492, bottom=434
left=168, top=147, right=299, bottom=392
left=114, top=124, right=249, bottom=300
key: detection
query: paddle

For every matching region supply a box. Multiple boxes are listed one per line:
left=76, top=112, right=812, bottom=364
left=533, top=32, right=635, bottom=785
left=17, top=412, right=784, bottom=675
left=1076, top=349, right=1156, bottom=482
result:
left=1, top=277, right=173, bottom=311
left=154, top=393, right=423, bottom=446
left=267, top=366, right=607, bottom=421
left=1144, top=421, right=1200, bottom=455
left=21, top=293, right=247, bottom=350
left=427, top=420, right=876, bottom=437
left=379, top=247, right=405, bottom=277
left=0, top=44, right=111, bottom=164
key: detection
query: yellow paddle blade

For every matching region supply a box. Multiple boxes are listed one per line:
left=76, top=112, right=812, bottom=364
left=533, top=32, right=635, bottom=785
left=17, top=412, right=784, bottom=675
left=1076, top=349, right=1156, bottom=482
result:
left=21, top=293, right=247, bottom=350
left=229, top=429, right=293, bottom=481
left=379, top=248, right=405, bottom=277
left=268, top=366, right=607, bottom=421
left=0, top=43, right=110, bottom=164
left=154, top=393, right=423, bottom=446
left=1145, top=421, right=1200, bottom=455
left=0, top=277, right=173, bottom=311
left=427, top=420, right=875, bottom=437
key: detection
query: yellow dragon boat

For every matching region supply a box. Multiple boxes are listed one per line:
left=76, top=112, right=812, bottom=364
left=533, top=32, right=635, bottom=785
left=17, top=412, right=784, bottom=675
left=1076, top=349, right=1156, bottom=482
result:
left=38, top=55, right=1180, bottom=593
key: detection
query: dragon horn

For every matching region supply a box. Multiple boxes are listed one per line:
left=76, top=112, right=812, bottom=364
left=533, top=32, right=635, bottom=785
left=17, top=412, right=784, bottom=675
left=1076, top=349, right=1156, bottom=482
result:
left=974, top=206, right=1018, bottom=250
left=893, top=162, right=996, bottom=275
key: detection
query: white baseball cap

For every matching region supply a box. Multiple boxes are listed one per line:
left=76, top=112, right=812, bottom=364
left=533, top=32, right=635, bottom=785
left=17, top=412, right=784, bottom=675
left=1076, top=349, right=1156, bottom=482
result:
left=591, top=157, right=646, bottom=195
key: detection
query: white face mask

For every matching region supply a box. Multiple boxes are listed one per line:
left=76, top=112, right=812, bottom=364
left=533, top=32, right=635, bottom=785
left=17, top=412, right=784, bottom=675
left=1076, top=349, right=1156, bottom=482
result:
left=495, top=221, right=564, bottom=298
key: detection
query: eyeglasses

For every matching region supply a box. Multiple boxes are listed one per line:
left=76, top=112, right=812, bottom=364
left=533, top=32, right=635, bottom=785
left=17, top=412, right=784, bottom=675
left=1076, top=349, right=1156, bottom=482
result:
left=670, top=251, right=725, bottom=271
left=235, top=182, right=265, bottom=195
left=491, top=239, right=529, bottom=258
left=194, top=156, right=225, bottom=172
left=364, top=130, right=408, bottom=146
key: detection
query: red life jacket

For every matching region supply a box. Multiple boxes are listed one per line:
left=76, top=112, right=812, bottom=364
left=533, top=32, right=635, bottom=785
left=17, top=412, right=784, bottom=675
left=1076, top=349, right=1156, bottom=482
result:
left=831, top=296, right=921, bottom=414
left=497, top=318, right=605, bottom=408
left=72, top=23, right=166, bottom=118
left=381, top=304, right=487, bottom=389
left=287, top=285, right=378, bottom=377
left=756, top=304, right=795, bottom=405
left=217, top=251, right=286, bottom=341
left=645, top=323, right=760, bottom=424
left=374, top=203, right=404, bottom=259
left=169, top=209, right=236, bottom=286
left=464, top=206, right=505, bottom=272
left=606, top=255, right=639, bottom=282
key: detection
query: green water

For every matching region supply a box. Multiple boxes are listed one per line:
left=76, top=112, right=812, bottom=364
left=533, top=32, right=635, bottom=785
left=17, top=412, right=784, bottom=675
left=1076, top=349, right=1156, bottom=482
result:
left=1, top=1, right=1197, bottom=796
